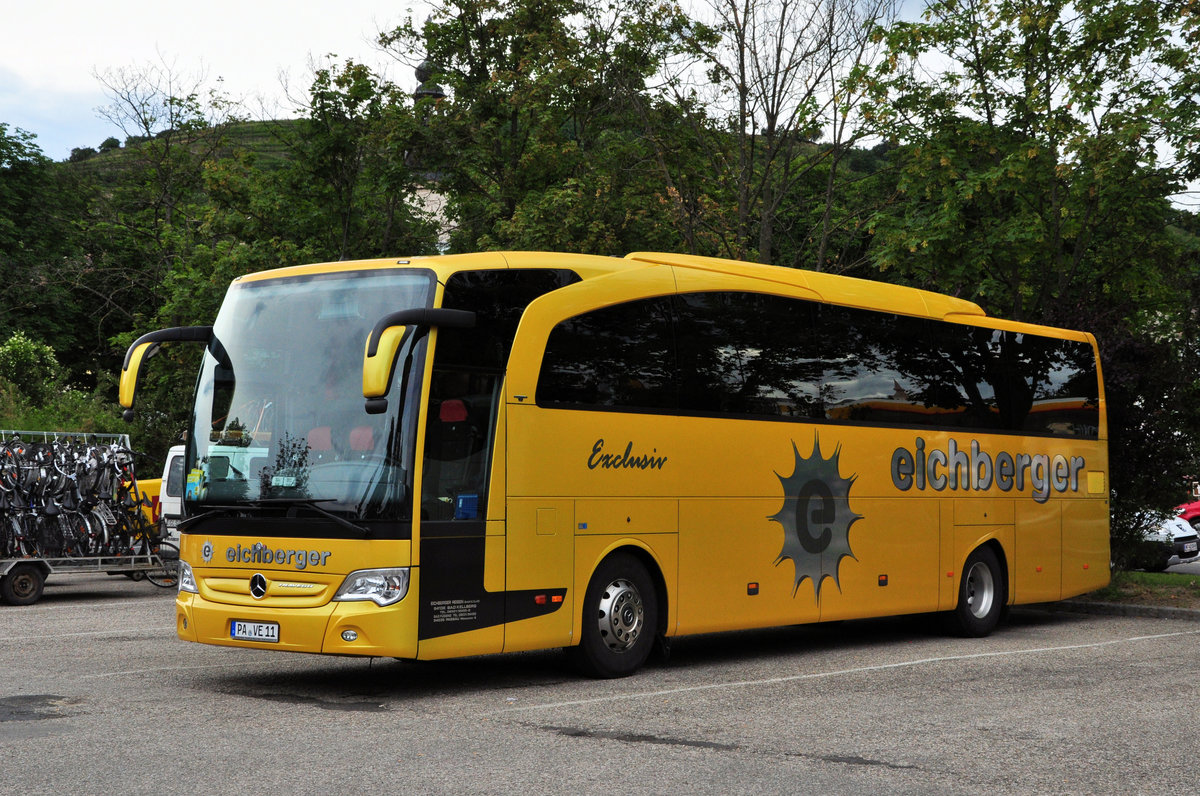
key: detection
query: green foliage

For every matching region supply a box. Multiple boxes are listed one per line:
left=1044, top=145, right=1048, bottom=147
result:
left=0, top=124, right=49, bottom=250
left=0, top=334, right=129, bottom=449
left=0, top=331, right=59, bottom=404
left=380, top=0, right=692, bottom=254
left=280, top=60, right=439, bottom=259
left=0, top=378, right=126, bottom=437
left=860, top=0, right=1195, bottom=321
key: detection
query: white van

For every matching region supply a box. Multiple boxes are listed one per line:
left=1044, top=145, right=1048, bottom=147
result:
left=159, top=445, right=185, bottom=543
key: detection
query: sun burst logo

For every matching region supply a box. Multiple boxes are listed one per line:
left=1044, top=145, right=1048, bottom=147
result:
left=769, top=436, right=861, bottom=599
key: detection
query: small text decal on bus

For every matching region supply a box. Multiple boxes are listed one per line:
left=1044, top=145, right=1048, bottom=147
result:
left=890, top=437, right=1086, bottom=504
left=587, top=439, right=668, bottom=471
left=769, top=436, right=860, bottom=600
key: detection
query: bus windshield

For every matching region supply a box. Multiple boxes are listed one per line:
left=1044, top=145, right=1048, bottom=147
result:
left=187, top=268, right=434, bottom=522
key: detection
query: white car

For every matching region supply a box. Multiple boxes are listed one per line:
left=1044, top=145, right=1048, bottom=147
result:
left=1143, top=514, right=1200, bottom=570
left=158, top=445, right=185, bottom=544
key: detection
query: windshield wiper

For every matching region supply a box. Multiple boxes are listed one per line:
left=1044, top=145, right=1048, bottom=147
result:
left=177, top=504, right=266, bottom=533
left=178, top=499, right=372, bottom=537
left=247, top=497, right=373, bottom=538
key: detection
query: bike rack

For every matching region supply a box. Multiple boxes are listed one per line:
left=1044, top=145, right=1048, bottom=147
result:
left=0, top=551, right=170, bottom=577
left=0, top=430, right=132, bottom=447
left=0, top=429, right=175, bottom=604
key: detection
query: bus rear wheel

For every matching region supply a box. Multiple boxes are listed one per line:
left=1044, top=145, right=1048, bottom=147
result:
left=569, top=553, right=658, bottom=678
left=946, top=546, right=1004, bottom=637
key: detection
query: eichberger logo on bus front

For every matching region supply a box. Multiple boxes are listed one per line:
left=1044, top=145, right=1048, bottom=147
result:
left=770, top=436, right=860, bottom=600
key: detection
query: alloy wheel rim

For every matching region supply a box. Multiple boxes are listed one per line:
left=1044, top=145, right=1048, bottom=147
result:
left=596, top=577, right=644, bottom=652
left=964, top=561, right=995, bottom=619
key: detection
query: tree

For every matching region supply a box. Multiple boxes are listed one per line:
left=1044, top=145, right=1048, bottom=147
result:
left=93, top=58, right=237, bottom=230
left=858, top=0, right=1200, bottom=556
left=0, top=124, right=49, bottom=255
left=280, top=59, right=438, bottom=260
left=652, top=0, right=899, bottom=266
left=55, top=58, right=242, bottom=363
left=860, top=0, right=1199, bottom=322
left=379, top=0, right=693, bottom=254
left=0, top=124, right=96, bottom=380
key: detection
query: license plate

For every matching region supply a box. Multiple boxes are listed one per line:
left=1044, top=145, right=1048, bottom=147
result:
left=231, top=620, right=279, bottom=643
left=165, top=518, right=180, bottom=529
left=1185, top=542, right=1198, bottom=554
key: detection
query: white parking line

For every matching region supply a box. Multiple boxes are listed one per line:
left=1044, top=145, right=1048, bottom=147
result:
left=494, top=629, right=1200, bottom=714
left=0, top=600, right=166, bottom=613
left=0, top=628, right=173, bottom=642
left=80, top=662, right=264, bottom=679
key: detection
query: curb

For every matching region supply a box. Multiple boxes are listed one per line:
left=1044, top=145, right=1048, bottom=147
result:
left=1031, top=600, right=1200, bottom=622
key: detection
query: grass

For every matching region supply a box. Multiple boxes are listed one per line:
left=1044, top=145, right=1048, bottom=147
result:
left=1084, top=570, right=1200, bottom=610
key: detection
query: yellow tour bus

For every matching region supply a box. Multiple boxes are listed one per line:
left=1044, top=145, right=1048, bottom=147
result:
left=119, top=251, right=1109, bottom=677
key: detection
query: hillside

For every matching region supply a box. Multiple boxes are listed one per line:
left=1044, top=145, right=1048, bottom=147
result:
left=61, top=118, right=304, bottom=173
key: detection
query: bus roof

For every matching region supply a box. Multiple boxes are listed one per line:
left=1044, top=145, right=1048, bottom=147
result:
left=234, top=252, right=650, bottom=285
left=236, top=250, right=991, bottom=324
left=624, top=251, right=987, bottom=322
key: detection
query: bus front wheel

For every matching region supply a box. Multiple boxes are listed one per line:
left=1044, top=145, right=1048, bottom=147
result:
left=945, top=546, right=1005, bottom=637
left=569, top=553, right=659, bottom=678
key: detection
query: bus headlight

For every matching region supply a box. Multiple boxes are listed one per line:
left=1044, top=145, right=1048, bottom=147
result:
left=178, top=561, right=198, bottom=594
left=333, top=568, right=410, bottom=607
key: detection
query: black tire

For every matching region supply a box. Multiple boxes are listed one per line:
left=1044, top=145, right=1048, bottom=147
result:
left=568, top=553, right=659, bottom=678
left=146, top=541, right=180, bottom=588
left=945, top=546, right=1005, bottom=637
left=1, top=563, right=46, bottom=606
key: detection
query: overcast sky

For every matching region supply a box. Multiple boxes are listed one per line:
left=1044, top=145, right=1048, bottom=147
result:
left=2, top=1, right=421, bottom=160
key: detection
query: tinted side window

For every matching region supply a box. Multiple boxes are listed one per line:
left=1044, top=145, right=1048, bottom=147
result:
left=1012, top=333, right=1100, bottom=437
left=439, top=269, right=580, bottom=370
left=534, top=289, right=1099, bottom=439
left=537, top=297, right=677, bottom=409
left=675, top=292, right=822, bottom=418
left=810, top=305, right=953, bottom=425
left=812, top=312, right=1098, bottom=437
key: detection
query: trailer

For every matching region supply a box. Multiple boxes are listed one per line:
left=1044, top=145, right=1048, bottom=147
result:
left=0, top=429, right=178, bottom=605
left=0, top=549, right=179, bottom=605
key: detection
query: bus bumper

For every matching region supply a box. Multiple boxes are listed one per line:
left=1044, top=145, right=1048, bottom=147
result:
left=176, top=592, right=419, bottom=658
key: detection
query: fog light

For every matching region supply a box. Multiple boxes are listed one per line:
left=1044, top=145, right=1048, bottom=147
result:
left=341, top=630, right=359, bottom=642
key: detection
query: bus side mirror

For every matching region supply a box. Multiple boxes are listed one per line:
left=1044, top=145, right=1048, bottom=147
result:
left=120, top=326, right=215, bottom=421
left=363, top=308, right=476, bottom=415
left=362, top=325, right=409, bottom=414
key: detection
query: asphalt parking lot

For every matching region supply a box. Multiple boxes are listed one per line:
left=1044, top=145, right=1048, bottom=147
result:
left=2, top=574, right=1199, bottom=795
left=1169, top=557, right=1200, bottom=576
